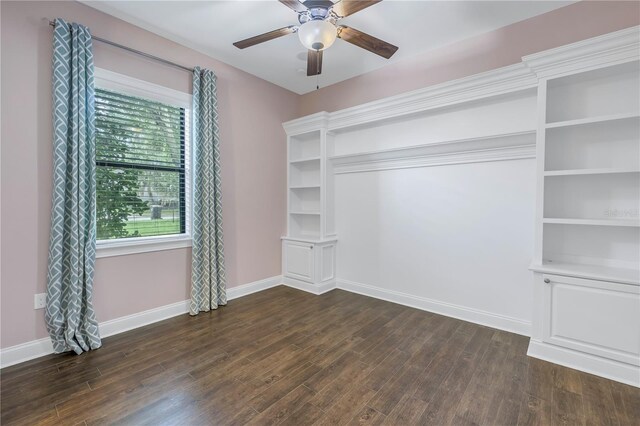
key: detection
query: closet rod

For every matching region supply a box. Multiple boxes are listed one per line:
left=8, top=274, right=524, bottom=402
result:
left=48, top=20, right=194, bottom=73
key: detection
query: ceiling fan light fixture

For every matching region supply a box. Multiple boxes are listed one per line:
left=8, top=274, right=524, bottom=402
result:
left=298, top=20, right=337, bottom=51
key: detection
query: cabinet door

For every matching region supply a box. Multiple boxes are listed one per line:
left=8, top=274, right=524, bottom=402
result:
left=542, top=274, right=640, bottom=365
left=283, top=241, right=314, bottom=283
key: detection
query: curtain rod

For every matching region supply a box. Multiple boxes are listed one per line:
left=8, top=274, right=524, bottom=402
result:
left=48, top=20, right=194, bottom=73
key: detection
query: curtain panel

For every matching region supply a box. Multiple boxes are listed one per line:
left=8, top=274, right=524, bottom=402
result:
left=190, top=67, right=228, bottom=315
left=45, top=18, right=101, bottom=354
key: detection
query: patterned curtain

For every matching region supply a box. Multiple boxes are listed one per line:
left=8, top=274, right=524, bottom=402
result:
left=190, top=67, right=227, bottom=315
left=45, top=19, right=101, bottom=354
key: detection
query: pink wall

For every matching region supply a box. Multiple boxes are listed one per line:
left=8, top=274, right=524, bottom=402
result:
left=298, top=1, right=640, bottom=116
left=0, top=1, right=298, bottom=348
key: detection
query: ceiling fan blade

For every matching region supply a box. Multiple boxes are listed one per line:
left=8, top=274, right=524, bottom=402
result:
left=337, top=26, right=398, bottom=59
left=279, top=0, right=307, bottom=13
left=233, top=26, right=297, bottom=49
left=332, top=0, right=381, bottom=18
left=307, top=49, right=323, bottom=76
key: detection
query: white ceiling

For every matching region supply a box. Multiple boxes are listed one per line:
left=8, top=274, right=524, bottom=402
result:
left=81, top=1, right=573, bottom=94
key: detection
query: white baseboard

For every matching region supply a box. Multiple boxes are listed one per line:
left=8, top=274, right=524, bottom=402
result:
left=227, top=275, right=283, bottom=300
left=336, top=278, right=531, bottom=337
left=0, top=275, right=283, bottom=369
left=0, top=338, right=55, bottom=370
left=527, top=339, right=640, bottom=388
left=99, top=299, right=190, bottom=339
left=283, top=276, right=337, bottom=295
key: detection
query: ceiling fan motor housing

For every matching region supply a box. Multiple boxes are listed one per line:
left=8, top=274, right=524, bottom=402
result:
left=298, top=0, right=335, bottom=24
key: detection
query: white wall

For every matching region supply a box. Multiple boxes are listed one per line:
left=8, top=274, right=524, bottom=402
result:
left=332, top=91, right=537, bottom=334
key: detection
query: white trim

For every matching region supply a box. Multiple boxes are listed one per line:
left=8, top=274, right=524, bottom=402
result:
left=527, top=339, right=640, bottom=388
left=93, top=67, right=194, bottom=257
left=283, top=276, right=336, bottom=295
left=523, top=26, right=640, bottom=79
left=336, top=278, right=531, bottom=337
left=281, top=27, right=640, bottom=139
left=330, top=131, right=536, bottom=174
left=0, top=338, right=54, bottom=370
left=327, top=64, right=537, bottom=132
left=96, top=235, right=192, bottom=258
left=99, top=299, right=190, bottom=339
left=226, top=275, right=283, bottom=300
left=95, top=68, right=191, bottom=108
left=283, top=111, right=330, bottom=136
left=282, top=64, right=537, bottom=136
left=0, top=275, right=283, bottom=369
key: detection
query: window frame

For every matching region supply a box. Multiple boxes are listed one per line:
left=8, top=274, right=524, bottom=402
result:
left=94, top=68, right=193, bottom=258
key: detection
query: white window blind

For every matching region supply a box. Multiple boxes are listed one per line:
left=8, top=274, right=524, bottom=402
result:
left=95, top=88, right=187, bottom=241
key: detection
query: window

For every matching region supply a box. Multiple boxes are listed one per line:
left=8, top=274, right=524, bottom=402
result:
left=94, top=69, right=192, bottom=257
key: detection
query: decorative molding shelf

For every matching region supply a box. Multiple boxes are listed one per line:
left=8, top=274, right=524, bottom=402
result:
left=523, top=26, right=640, bottom=78
left=283, top=111, right=330, bottom=136
left=329, top=131, right=535, bottom=174
left=282, top=26, right=640, bottom=138
left=290, top=156, right=321, bottom=164
left=327, top=63, right=538, bottom=132
left=289, top=185, right=321, bottom=189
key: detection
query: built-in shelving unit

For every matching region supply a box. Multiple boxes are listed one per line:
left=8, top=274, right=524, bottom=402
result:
left=282, top=113, right=337, bottom=294
left=287, top=130, right=323, bottom=239
left=535, top=61, right=640, bottom=283
left=526, top=32, right=640, bottom=387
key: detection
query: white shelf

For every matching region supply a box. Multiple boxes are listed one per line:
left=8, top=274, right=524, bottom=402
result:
left=290, top=156, right=321, bottom=165
left=290, top=211, right=321, bottom=216
left=545, top=112, right=639, bottom=129
left=543, top=218, right=640, bottom=227
left=531, top=261, right=639, bottom=286
left=289, top=185, right=320, bottom=189
left=281, top=236, right=337, bottom=244
left=544, top=168, right=640, bottom=176
left=290, top=185, right=320, bottom=189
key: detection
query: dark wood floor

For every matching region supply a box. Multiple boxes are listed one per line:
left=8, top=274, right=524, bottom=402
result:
left=1, top=286, right=638, bottom=425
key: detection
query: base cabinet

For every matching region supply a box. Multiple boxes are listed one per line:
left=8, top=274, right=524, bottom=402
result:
left=529, top=272, right=640, bottom=386
left=282, top=238, right=336, bottom=294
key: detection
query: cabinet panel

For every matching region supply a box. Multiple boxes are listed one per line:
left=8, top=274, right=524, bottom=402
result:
left=284, top=242, right=314, bottom=283
left=320, top=244, right=335, bottom=282
left=543, top=274, right=640, bottom=365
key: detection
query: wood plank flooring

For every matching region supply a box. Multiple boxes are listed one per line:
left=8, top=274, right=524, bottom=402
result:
left=1, top=286, right=638, bottom=425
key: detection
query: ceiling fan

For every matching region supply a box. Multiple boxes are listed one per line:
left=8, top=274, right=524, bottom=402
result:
left=233, top=0, right=398, bottom=77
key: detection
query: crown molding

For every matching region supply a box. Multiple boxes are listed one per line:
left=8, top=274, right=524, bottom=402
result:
left=330, top=131, right=535, bottom=174
left=327, top=63, right=537, bottom=132
left=523, top=25, right=640, bottom=78
left=283, top=111, right=330, bottom=136
left=285, top=27, right=640, bottom=137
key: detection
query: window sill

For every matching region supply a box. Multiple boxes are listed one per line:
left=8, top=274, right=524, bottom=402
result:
left=96, top=235, right=192, bottom=258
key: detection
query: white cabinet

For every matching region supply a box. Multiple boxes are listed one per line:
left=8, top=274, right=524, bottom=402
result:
left=541, top=274, right=639, bottom=366
left=282, top=238, right=336, bottom=294
left=283, top=240, right=314, bottom=283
